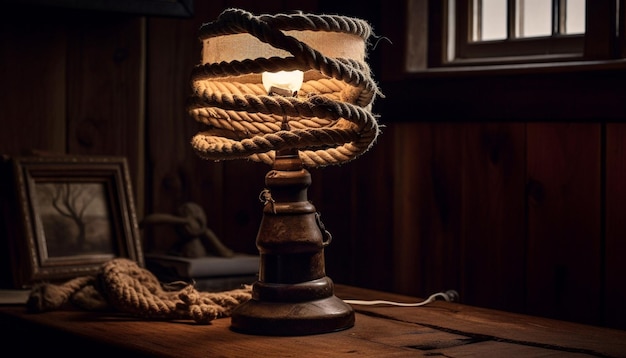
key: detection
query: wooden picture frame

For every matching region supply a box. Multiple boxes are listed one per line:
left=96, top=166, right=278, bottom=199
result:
left=0, top=156, right=144, bottom=288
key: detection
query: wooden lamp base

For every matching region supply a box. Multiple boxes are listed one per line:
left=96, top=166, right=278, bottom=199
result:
left=230, top=150, right=354, bottom=336
left=231, top=278, right=354, bottom=336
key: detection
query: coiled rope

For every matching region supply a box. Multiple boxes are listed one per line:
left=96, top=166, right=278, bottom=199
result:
left=27, top=258, right=251, bottom=324
left=188, top=8, right=382, bottom=167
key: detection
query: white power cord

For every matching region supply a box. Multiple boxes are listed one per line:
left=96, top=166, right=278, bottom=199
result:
left=343, top=290, right=459, bottom=307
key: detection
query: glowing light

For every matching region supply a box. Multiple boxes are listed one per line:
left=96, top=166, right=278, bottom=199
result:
left=262, top=70, right=304, bottom=94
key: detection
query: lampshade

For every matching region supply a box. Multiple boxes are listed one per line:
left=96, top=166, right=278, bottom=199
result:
left=187, top=8, right=382, bottom=336
left=188, top=8, right=381, bottom=167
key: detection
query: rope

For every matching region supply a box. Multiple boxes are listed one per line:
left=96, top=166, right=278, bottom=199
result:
left=188, top=8, right=382, bottom=167
left=26, top=258, right=252, bottom=324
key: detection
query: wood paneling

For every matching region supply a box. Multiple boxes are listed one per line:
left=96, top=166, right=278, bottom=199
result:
left=392, top=123, right=463, bottom=296
left=144, top=1, right=225, bottom=253
left=0, top=6, right=145, bottom=212
left=0, top=8, right=67, bottom=155
left=308, top=164, right=358, bottom=285
left=461, top=123, right=526, bottom=313
left=526, top=123, right=602, bottom=325
left=65, top=14, right=145, bottom=216
left=350, top=127, right=395, bottom=291
left=605, top=123, right=626, bottom=329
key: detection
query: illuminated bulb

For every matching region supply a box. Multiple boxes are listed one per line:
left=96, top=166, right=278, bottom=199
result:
left=262, top=70, right=304, bottom=95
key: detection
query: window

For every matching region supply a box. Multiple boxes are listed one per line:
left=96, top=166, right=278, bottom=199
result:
left=419, top=0, right=625, bottom=69
left=472, top=0, right=585, bottom=41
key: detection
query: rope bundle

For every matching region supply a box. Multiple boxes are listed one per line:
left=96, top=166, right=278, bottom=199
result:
left=26, top=258, right=252, bottom=324
left=188, top=8, right=382, bottom=167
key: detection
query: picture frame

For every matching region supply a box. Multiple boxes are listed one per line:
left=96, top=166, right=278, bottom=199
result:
left=0, top=155, right=144, bottom=288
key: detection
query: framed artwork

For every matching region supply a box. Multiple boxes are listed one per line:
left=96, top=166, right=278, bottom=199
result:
left=0, top=156, right=144, bottom=288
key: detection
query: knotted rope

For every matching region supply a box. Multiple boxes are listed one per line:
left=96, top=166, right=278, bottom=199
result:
left=26, top=258, right=252, bottom=324
left=188, top=8, right=382, bottom=167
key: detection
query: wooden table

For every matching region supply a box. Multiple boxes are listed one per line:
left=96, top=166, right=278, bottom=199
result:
left=1, top=285, right=624, bottom=357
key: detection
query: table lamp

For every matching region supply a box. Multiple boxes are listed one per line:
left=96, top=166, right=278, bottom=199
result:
left=187, top=8, right=381, bottom=336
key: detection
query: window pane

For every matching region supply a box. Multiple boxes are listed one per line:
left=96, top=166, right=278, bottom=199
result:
left=516, top=0, right=552, bottom=38
left=473, top=0, right=507, bottom=41
left=564, top=0, right=585, bottom=34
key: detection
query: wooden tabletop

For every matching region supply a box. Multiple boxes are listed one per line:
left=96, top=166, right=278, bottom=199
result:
left=1, top=285, right=625, bottom=357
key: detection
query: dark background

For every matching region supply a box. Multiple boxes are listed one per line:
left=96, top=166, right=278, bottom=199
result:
left=1, top=0, right=625, bottom=331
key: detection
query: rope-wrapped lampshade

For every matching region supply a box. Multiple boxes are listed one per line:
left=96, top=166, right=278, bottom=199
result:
left=188, top=8, right=381, bottom=167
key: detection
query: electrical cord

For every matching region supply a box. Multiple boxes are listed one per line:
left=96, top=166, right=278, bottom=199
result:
left=343, top=289, right=459, bottom=307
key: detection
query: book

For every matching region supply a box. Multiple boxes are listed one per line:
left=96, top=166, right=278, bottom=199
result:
left=145, top=253, right=259, bottom=279
left=191, top=275, right=257, bottom=292
left=0, top=289, right=30, bottom=305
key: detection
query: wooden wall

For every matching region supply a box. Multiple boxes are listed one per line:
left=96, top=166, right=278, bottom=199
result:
left=380, top=65, right=626, bottom=330
left=1, top=0, right=625, bottom=331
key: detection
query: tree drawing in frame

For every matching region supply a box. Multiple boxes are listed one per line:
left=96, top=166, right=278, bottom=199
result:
left=1, top=155, right=144, bottom=288
left=35, top=181, right=115, bottom=257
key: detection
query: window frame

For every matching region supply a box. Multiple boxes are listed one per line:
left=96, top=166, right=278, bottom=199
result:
left=415, top=0, right=625, bottom=70
left=453, top=0, right=585, bottom=64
